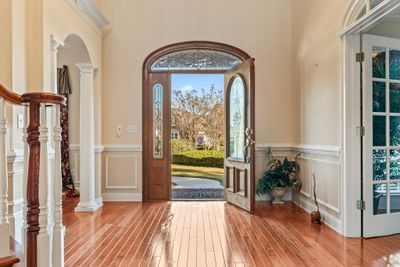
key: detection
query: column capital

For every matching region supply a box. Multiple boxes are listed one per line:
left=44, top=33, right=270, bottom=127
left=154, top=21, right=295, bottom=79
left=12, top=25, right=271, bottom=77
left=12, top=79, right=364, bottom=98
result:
left=50, top=36, right=63, bottom=51
left=76, top=63, right=97, bottom=73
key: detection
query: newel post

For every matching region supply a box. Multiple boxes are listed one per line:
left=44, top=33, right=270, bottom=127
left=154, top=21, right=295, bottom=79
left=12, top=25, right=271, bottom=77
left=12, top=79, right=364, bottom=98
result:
left=0, top=98, right=10, bottom=258
left=26, top=102, right=41, bottom=267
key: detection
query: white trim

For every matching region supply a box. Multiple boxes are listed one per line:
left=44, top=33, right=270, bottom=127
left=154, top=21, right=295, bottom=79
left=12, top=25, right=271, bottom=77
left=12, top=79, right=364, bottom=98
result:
left=69, top=144, right=104, bottom=153
left=103, top=145, right=143, bottom=152
left=255, top=144, right=341, bottom=157
left=340, top=0, right=400, bottom=36
left=102, top=193, right=142, bottom=202
left=64, top=0, right=109, bottom=37
left=71, top=144, right=142, bottom=152
left=76, top=0, right=110, bottom=28
left=295, top=197, right=342, bottom=234
left=105, top=154, right=138, bottom=189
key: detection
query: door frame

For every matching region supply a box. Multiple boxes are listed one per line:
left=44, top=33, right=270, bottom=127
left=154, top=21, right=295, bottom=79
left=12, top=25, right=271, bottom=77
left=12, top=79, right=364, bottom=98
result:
left=340, top=0, right=400, bottom=237
left=142, top=41, right=252, bottom=201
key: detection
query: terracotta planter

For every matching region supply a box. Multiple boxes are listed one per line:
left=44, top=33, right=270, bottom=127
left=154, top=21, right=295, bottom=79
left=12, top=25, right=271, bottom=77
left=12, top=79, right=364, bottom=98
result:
left=271, top=187, right=287, bottom=204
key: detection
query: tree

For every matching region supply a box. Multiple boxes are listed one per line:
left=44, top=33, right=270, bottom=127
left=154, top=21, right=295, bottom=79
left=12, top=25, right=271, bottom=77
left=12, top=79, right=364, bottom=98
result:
left=172, top=84, right=224, bottom=150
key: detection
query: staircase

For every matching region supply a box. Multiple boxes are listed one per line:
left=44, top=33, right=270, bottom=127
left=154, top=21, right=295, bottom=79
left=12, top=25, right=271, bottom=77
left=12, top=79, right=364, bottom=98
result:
left=0, top=83, right=66, bottom=267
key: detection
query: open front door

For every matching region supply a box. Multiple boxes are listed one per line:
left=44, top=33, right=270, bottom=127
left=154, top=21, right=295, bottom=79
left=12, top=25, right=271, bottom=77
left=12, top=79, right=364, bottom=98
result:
left=224, top=59, right=255, bottom=212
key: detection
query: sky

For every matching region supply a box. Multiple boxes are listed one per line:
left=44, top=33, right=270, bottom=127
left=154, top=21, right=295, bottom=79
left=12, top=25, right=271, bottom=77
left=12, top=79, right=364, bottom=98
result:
left=171, top=74, right=224, bottom=94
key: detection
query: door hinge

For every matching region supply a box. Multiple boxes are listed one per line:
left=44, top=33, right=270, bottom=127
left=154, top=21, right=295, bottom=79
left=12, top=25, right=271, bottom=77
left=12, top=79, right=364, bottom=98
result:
left=356, top=52, right=365, bottom=62
left=356, top=126, right=365, bottom=136
left=357, top=200, right=366, bottom=210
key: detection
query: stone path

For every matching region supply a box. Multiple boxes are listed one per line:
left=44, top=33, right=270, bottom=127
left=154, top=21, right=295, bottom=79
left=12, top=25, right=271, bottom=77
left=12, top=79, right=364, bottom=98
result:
left=171, top=176, right=224, bottom=200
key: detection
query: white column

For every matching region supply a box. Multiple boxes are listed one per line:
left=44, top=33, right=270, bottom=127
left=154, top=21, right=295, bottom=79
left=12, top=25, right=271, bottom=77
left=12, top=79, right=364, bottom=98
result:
left=37, top=103, right=51, bottom=267
left=0, top=98, right=10, bottom=258
left=75, top=63, right=99, bottom=212
left=52, top=105, right=64, bottom=267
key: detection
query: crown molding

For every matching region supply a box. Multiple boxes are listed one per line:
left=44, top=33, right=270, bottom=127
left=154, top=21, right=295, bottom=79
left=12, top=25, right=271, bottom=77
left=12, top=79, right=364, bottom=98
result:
left=76, top=0, right=109, bottom=28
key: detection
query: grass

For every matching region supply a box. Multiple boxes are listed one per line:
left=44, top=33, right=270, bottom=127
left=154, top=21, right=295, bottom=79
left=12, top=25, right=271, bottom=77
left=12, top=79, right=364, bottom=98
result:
left=171, top=164, right=224, bottom=182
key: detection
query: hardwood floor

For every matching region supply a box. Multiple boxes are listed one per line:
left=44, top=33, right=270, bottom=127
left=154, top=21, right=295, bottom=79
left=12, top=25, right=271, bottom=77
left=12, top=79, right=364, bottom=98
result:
left=62, top=199, right=400, bottom=267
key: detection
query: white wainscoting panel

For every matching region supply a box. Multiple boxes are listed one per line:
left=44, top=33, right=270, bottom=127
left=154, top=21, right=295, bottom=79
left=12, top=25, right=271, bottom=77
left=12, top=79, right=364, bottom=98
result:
left=311, top=159, right=341, bottom=213
left=105, top=154, right=138, bottom=189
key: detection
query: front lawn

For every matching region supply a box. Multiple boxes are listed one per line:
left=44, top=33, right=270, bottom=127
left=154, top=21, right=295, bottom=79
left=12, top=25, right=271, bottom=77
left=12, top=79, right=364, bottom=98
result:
left=171, top=164, right=224, bottom=182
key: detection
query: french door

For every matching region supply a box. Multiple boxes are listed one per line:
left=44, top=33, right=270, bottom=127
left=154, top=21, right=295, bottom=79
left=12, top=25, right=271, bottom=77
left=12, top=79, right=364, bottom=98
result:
left=224, top=59, right=256, bottom=212
left=364, top=34, right=400, bottom=237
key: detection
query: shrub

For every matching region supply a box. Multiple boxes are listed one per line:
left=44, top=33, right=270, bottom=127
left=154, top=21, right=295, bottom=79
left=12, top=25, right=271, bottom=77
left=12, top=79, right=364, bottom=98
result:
left=171, top=139, right=195, bottom=154
left=172, top=150, right=224, bottom=168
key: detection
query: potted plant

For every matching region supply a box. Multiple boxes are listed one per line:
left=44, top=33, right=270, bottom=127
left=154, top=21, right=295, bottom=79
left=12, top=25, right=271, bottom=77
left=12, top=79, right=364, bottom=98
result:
left=256, top=151, right=300, bottom=204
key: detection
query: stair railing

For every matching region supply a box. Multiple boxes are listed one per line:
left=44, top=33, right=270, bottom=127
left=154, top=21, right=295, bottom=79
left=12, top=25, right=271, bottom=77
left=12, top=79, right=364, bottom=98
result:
left=0, top=83, right=65, bottom=267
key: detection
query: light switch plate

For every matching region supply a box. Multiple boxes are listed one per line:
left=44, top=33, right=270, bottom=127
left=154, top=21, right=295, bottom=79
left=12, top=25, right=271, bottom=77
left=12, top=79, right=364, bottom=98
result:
left=127, top=125, right=138, bottom=133
left=117, top=125, right=123, bottom=137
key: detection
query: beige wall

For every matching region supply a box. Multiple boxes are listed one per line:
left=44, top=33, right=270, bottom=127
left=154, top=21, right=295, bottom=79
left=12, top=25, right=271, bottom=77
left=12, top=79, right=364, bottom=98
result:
left=100, top=0, right=294, bottom=146
left=292, top=0, right=352, bottom=147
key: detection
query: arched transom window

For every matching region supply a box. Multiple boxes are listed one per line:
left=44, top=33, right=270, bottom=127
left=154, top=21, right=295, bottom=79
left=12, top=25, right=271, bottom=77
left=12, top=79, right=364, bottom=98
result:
left=150, top=49, right=243, bottom=71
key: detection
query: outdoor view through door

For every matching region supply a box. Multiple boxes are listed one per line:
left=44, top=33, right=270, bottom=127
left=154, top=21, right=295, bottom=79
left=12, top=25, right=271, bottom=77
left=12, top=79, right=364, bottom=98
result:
left=171, top=74, right=225, bottom=200
left=143, top=42, right=255, bottom=212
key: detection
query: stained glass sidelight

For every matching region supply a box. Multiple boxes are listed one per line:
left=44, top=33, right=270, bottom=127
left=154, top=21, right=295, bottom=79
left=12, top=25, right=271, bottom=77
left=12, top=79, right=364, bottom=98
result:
left=151, top=49, right=243, bottom=71
left=153, top=84, right=163, bottom=158
left=229, top=76, right=246, bottom=161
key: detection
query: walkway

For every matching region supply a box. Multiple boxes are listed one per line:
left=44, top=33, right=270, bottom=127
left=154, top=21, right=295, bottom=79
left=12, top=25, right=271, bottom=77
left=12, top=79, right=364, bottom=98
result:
left=171, top=176, right=223, bottom=200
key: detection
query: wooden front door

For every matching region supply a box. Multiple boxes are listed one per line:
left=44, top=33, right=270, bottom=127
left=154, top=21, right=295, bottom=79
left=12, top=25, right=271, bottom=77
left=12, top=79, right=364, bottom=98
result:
left=224, top=59, right=255, bottom=212
left=144, top=72, right=171, bottom=200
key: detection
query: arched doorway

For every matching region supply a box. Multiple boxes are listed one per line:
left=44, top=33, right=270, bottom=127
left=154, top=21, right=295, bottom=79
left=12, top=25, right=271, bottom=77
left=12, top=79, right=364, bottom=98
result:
left=142, top=41, right=256, bottom=212
left=57, top=34, right=101, bottom=212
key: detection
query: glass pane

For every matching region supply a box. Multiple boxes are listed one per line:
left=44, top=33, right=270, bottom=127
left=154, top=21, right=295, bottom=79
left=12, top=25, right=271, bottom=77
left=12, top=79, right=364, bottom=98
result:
left=390, top=182, right=400, bottom=213
left=229, top=76, right=246, bottom=161
left=390, top=49, right=400, bottom=80
left=373, top=116, right=386, bottom=146
left=373, top=47, right=386, bottom=79
left=390, top=83, right=400, bottom=113
left=373, top=149, right=387, bottom=181
left=373, top=183, right=387, bottom=215
left=153, top=84, right=163, bottom=158
left=391, top=116, right=400, bottom=146
left=373, top=81, right=386, bottom=112
left=390, top=150, right=400, bottom=180
left=151, top=49, right=243, bottom=71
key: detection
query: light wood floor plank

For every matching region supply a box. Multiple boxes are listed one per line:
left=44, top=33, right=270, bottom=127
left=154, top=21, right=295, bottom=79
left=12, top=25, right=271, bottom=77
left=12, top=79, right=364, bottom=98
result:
left=58, top=199, right=400, bottom=267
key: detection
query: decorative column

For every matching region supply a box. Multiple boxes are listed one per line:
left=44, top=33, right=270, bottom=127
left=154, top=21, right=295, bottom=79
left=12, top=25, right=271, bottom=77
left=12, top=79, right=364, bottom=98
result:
left=37, top=103, right=51, bottom=266
left=0, top=98, right=10, bottom=258
left=52, top=105, right=64, bottom=266
left=75, top=63, right=99, bottom=212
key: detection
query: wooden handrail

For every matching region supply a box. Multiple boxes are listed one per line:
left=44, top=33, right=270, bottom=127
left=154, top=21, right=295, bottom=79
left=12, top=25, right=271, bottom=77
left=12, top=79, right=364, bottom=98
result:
left=0, top=83, right=65, bottom=267
left=0, top=256, right=20, bottom=267
left=0, top=84, right=22, bottom=105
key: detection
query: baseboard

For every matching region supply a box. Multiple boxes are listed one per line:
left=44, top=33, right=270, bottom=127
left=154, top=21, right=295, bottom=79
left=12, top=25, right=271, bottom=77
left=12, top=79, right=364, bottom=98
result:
left=295, top=196, right=342, bottom=234
left=102, top=193, right=142, bottom=202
